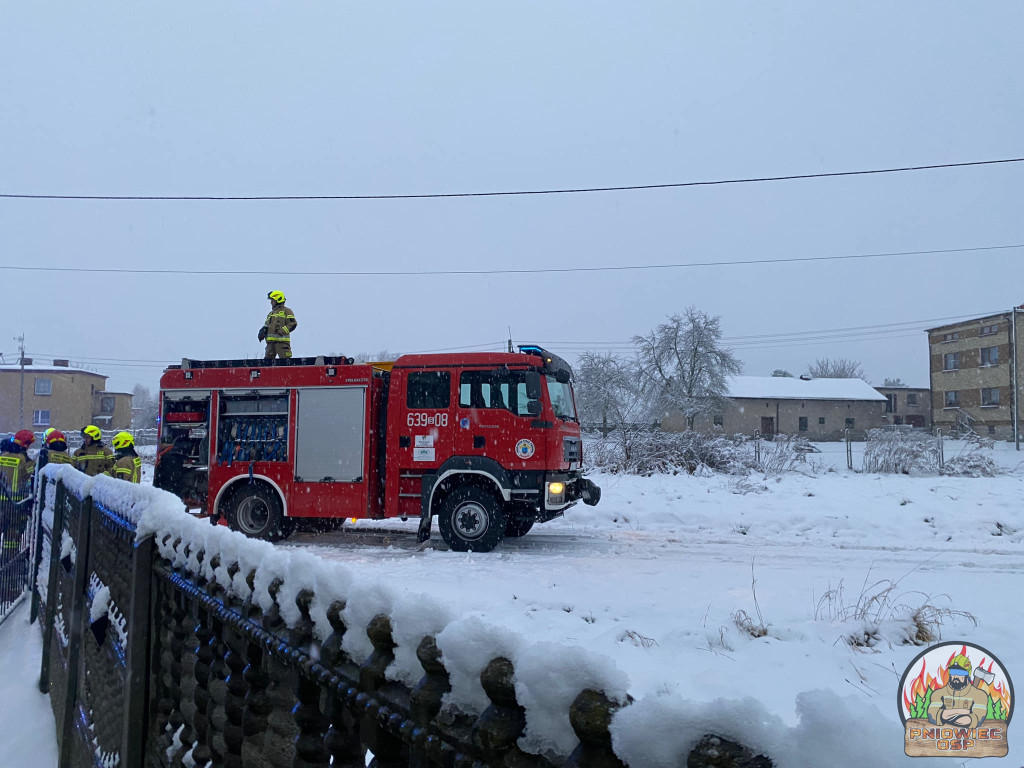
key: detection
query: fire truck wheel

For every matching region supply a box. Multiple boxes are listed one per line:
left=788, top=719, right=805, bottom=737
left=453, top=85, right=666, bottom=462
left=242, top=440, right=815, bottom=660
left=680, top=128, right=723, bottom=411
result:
left=503, top=517, right=535, bottom=538
left=437, top=486, right=507, bottom=553
left=226, top=485, right=289, bottom=542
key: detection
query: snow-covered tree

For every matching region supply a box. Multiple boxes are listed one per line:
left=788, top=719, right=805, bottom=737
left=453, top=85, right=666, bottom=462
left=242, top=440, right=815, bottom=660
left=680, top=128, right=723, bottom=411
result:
left=132, top=384, right=159, bottom=429
left=574, top=352, right=657, bottom=465
left=806, top=357, right=867, bottom=381
left=633, top=308, right=742, bottom=430
left=883, top=377, right=907, bottom=387
left=350, top=350, right=402, bottom=363
left=772, top=369, right=794, bottom=378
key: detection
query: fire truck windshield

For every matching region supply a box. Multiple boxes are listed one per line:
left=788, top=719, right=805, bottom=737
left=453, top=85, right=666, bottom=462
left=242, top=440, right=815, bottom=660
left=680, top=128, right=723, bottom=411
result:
left=546, top=375, right=577, bottom=421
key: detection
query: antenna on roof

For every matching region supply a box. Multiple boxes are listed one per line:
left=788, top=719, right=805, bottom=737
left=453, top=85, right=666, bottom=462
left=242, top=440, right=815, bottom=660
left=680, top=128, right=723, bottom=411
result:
left=508, top=327, right=514, bottom=353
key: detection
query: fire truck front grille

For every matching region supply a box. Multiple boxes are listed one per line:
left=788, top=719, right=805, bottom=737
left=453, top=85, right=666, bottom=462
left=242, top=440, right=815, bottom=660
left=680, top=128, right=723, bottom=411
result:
left=563, top=438, right=581, bottom=462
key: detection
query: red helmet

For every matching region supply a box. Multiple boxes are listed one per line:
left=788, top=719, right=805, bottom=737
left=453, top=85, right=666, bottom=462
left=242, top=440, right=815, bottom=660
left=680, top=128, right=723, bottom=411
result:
left=45, top=430, right=66, bottom=446
left=13, top=429, right=35, bottom=448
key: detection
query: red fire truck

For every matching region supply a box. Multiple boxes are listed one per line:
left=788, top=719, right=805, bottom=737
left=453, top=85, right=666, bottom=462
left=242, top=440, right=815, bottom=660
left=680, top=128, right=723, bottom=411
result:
left=154, top=346, right=600, bottom=552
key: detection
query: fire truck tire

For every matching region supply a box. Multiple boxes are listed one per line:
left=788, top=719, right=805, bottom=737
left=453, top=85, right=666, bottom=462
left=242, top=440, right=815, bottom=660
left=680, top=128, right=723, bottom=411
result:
left=437, top=485, right=507, bottom=553
left=226, top=485, right=290, bottom=542
left=503, top=517, right=535, bottom=538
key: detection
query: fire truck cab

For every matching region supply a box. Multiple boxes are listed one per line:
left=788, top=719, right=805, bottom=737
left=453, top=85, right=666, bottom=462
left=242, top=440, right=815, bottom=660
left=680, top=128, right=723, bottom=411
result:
left=154, top=346, right=599, bottom=552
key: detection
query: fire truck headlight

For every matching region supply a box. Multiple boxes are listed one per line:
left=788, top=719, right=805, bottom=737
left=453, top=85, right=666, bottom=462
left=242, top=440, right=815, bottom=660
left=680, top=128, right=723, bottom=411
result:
left=547, top=481, right=566, bottom=505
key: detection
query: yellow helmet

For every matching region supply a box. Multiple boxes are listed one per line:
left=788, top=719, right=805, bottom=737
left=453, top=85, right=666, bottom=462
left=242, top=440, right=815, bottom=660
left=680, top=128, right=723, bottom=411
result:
left=44, top=427, right=56, bottom=440
left=112, top=431, right=135, bottom=450
left=268, top=290, right=286, bottom=304
left=950, top=654, right=973, bottom=675
left=82, top=425, right=102, bottom=441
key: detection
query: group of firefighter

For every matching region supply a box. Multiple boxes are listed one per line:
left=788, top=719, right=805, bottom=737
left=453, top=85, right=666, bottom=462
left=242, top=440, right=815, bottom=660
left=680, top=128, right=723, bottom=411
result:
left=0, top=427, right=143, bottom=606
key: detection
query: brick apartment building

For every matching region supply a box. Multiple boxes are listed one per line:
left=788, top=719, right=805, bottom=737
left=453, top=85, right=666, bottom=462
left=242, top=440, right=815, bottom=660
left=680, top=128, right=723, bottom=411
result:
left=926, top=309, right=1024, bottom=440
left=0, top=358, right=133, bottom=434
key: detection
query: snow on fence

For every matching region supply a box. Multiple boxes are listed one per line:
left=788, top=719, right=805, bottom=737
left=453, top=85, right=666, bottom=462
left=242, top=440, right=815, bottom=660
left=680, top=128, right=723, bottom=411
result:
left=30, top=464, right=775, bottom=768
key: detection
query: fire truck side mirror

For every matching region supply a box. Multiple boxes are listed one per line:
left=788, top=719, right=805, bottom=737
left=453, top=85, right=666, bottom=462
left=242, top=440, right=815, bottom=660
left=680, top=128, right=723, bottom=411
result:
left=527, top=400, right=543, bottom=417
left=555, top=369, right=571, bottom=384
left=526, top=372, right=542, bottom=400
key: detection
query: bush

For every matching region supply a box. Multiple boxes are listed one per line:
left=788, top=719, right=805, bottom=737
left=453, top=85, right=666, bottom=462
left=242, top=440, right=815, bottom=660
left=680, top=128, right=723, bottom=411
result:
left=942, top=433, right=999, bottom=477
left=583, top=430, right=757, bottom=476
left=863, top=429, right=938, bottom=474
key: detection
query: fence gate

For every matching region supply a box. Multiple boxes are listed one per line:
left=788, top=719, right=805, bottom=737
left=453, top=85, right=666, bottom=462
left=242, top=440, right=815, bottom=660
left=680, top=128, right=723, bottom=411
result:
left=0, top=479, right=34, bottom=626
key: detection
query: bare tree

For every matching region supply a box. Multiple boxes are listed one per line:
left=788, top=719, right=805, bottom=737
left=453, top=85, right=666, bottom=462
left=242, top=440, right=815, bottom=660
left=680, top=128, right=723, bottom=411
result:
left=883, top=377, right=907, bottom=387
left=132, top=384, right=159, bottom=429
left=574, top=352, right=656, bottom=465
left=807, top=358, right=868, bottom=381
left=633, top=308, right=742, bottom=430
left=772, top=369, right=793, bottom=378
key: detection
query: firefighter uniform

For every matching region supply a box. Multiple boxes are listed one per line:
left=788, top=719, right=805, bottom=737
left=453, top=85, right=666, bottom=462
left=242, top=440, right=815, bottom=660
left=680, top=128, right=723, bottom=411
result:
left=111, top=432, right=142, bottom=483
left=0, top=432, right=36, bottom=500
left=75, top=426, right=115, bottom=477
left=38, top=429, right=74, bottom=472
left=260, top=290, right=297, bottom=360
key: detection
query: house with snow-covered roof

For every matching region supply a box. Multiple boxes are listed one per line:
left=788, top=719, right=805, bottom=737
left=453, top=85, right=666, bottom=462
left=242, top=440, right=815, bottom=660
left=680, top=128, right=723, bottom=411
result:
left=661, top=375, right=887, bottom=440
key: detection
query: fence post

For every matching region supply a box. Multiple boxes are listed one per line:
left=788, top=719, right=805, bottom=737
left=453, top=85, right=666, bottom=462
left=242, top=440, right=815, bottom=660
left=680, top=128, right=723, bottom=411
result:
left=753, top=430, right=761, bottom=469
left=936, top=428, right=944, bottom=471
left=121, top=533, right=155, bottom=767
left=58, top=491, right=94, bottom=768
left=39, top=478, right=67, bottom=693
left=29, top=476, right=46, bottom=624
left=845, top=429, right=853, bottom=470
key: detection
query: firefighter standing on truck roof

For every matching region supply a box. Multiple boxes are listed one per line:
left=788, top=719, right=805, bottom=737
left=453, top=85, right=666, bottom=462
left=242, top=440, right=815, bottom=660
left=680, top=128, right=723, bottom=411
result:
left=75, top=425, right=114, bottom=477
left=111, top=432, right=142, bottom=483
left=258, top=290, right=296, bottom=360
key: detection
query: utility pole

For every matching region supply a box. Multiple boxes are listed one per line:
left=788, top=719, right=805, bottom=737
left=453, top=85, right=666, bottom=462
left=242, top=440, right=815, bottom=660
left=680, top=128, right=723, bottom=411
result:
left=507, top=327, right=514, bottom=354
left=1013, top=308, right=1020, bottom=451
left=15, top=333, right=25, bottom=430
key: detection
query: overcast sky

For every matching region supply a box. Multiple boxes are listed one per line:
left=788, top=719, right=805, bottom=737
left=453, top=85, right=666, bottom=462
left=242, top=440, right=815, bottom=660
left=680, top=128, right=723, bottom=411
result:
left=1, top=1, right=1021, bottom=393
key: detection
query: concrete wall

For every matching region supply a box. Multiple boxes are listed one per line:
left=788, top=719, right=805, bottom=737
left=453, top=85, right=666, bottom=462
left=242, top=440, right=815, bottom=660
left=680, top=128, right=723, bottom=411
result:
left=875, top=387, right=932, bottom=429
left=92, top=392, right=134, bottom=431
left=0, top=368, right=108, bottom=433
left=662, top=397, right=887, bottom=439
left=927, top=313, right=1022, bottom=440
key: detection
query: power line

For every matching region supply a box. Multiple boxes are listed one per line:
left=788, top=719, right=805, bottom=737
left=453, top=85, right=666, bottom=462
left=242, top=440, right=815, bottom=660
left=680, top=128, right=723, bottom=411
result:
left=2, top=243, right=1023, bottom=277
left=1, top=157, right=1021, bottom=201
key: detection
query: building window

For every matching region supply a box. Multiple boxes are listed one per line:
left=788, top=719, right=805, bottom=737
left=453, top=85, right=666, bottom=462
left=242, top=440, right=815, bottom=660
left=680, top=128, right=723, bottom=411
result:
left=884, top=394, right=896, bottom=413
left=944, top=390, right=960, bottom=408
left=713, top=414, right=723, bottom=427
left=906, top=393, right=918, bottom=406
left=100, top=396, right=116, bottom=415
left=798, top=416, right=808, bottom=432
left=988, top=425, right=997, bottom=435
left=980, top=324, right=999, bottom=336
left=34, top=378, right=52, bottom=395
left=980, top=346, right=999, bottom=366
left=942, top=332, right=960, bottom=342
left=943, top=352, right=960, bottom=371
left=818, top=417, right=826, bottom=425
left=407, top=371, right=451, bottom=409
left=845, top=418, right=855, bottom=429
left=33, top=409, right=50, bottom=426
left=981, top=387, right=1000, bottom=407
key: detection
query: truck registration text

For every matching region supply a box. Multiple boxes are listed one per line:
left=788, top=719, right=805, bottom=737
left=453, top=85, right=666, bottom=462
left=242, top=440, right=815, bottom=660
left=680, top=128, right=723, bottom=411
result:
left=407, top=412, right=448, bottom=427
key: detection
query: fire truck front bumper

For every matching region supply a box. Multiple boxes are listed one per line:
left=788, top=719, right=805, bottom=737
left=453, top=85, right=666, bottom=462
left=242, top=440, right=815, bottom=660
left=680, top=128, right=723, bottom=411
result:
left=541, top=474, right=601, bottom=514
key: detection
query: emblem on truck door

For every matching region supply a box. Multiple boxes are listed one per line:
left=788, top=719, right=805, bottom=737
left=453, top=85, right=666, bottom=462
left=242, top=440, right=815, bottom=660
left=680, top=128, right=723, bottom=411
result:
left=515, top=439, right=535, bottom=459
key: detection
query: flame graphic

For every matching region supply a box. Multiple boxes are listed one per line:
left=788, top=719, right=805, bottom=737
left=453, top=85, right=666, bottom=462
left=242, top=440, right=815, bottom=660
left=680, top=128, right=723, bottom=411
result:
left=903, top=645, right=1012, bottom=716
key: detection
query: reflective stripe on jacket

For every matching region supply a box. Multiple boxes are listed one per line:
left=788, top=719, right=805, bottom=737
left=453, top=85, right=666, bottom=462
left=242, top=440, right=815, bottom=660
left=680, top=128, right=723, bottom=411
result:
left=265, top=303, right=297, bottom=343
left=113, top=455, right=142, bottom=483
left=0, top=452, right=35, bottom=499
left=74, top=444, right=114, bottom=477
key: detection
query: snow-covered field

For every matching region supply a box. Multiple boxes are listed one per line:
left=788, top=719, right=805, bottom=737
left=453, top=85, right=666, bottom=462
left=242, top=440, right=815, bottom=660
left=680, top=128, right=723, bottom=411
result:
left=3, top=443, right=1022, bottom=766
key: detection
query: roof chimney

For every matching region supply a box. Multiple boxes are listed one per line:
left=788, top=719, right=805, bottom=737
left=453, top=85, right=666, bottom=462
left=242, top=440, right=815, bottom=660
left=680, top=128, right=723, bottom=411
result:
left=53, top=359, right=70, bottom=367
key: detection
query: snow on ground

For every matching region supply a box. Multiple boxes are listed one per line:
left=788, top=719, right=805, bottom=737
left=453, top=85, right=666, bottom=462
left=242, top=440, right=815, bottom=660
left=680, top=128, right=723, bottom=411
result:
left=0, top=610, right=58, bottom=767
left=286, top=459, right=1024, bottom=766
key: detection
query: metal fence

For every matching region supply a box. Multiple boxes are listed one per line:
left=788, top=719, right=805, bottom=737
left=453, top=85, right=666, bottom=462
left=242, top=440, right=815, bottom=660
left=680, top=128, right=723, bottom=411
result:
left=751, top=428, right=947, bottom=472
left=0, top=479, right=34, bottom=626
left=30, top=468, right=773, bottom=768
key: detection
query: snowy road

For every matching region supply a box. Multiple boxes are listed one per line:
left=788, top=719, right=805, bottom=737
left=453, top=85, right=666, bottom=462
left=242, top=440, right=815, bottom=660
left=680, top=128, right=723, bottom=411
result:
left=284, top=467, right=1024, bottom=765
